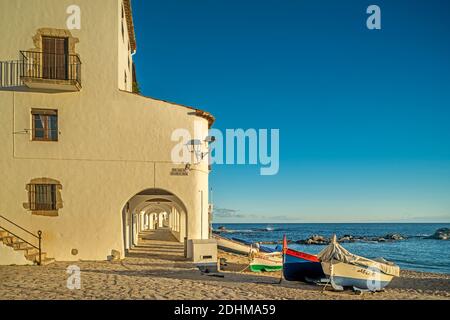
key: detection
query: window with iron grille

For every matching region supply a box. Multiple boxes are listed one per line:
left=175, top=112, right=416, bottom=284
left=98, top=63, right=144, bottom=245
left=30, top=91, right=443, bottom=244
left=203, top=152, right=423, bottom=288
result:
left=28, top=184, right=57, bottom=211
left=24, top=178, right=63, bottom=216
left=32, top=109, right=58, bottom=141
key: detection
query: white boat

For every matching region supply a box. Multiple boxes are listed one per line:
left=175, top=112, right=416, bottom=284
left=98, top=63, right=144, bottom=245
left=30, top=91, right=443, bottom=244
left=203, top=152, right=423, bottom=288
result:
left=213, top=234, right=257, bottom=256
left=318, top=235, right=400, bottom=291
left=249, top=251, right=283, bottom=272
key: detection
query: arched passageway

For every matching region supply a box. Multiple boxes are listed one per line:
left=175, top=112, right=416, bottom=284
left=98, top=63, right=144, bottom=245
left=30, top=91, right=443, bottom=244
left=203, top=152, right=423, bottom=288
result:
left=122, top=188, right=188, bottom=256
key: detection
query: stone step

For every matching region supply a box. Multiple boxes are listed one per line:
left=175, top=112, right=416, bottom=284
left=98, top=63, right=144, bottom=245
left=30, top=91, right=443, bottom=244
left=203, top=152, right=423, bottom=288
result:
left=14, top=246, right=39, bottom=256
left=2, top=236, right=21, bottom=245
left=1, top=229, right=55, bottom=266
left=19, top=250, right=55, bottom=266
left=12, top=241, right=33, bottom=250
left=25, top=251, right=47, bottom=263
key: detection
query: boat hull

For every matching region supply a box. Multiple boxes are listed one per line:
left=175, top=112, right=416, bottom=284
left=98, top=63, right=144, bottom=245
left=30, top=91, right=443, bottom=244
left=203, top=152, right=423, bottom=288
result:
left=283, top=249, right=325, bottom=282
left=250, top=264, right=283, bottom=272
left=213, top=235, right=256, bottom=255
left=250, top=253, right=282, bottom=272
left=321, top=261, right=394, bottom=291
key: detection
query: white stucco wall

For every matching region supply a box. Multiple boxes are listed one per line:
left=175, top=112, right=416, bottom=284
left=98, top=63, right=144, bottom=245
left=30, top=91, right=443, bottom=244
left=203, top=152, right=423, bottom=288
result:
left=0, top=0, right=213, bottom=262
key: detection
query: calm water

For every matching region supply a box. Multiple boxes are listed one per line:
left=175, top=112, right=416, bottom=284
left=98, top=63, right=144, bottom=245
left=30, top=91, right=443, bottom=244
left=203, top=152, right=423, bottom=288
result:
left=212, top=223, right=450, bottom=274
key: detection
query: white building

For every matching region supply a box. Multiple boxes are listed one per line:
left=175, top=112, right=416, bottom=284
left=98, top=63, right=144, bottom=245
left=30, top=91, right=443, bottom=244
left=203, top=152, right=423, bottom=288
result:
left=0, top=0, right=216, bottom=265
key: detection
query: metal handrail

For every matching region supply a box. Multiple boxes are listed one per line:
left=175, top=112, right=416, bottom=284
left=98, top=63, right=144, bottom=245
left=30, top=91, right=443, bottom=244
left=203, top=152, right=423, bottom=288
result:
left=0, top=60, right=23, bottom=87
left=0, top=226, right=38, bottom=249
left=1, top=50, right=82, bottom=88
left=0, top=215, right=42, bottom=265
left=20, top=50, right=81, bottom=84
left=20, top=50, right=82, bottom=65
left=0, top=214, right=38, bottom=238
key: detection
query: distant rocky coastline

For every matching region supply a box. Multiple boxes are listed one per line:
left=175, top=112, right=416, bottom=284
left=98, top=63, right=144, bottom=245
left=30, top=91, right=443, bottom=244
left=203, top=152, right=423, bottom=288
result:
left=215, top=227, right=449, bottom=245
left=258, top=233, right=407, bottom=245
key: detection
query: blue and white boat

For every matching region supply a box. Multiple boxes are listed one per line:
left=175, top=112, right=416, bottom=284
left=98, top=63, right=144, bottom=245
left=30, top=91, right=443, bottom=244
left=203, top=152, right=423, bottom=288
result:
left=318, top=235, right=400, bottom=291
left=282, top=235, right=326, bottom=282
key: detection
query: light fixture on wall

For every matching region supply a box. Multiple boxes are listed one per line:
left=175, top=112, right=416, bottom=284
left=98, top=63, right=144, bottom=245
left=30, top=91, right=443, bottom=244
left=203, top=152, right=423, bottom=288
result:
left=185, top=136, right=215, bottom=165
left=186, top=139, right=203, bottom=162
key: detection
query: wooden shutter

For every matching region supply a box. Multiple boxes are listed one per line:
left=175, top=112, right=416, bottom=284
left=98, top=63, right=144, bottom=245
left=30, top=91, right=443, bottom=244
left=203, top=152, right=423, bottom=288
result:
left=42, top=37, right=68, bottom=79
left=55, top=38, right=67, bottom=79
left=42, top=37, right=54, bottom=79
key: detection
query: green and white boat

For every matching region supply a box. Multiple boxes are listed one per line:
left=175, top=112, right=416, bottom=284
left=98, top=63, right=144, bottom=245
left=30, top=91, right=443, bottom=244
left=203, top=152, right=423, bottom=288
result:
left=249, top=252, right=283, bottom=272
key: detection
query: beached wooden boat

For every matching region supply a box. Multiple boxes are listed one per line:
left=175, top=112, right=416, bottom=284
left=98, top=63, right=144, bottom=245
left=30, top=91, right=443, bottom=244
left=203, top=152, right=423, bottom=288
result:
left=320, top=260, right=398, bottom=291
left=213, top=234, right=257, bottom=255
left=250, top=252, right=282, bottom=272
left=282, top=236, right=326, bottom=282
left=318, top=235, right=400, bottom=291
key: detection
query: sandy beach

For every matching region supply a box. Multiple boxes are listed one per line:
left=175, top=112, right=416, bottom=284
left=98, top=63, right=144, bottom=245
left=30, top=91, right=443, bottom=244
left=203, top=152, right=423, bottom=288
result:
left=1, top=231, right=449, bottom=300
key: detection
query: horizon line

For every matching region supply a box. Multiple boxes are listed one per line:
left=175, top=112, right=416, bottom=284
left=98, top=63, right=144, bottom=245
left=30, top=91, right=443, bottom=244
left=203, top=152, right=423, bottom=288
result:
left=212, top=221, right=450, bottom=224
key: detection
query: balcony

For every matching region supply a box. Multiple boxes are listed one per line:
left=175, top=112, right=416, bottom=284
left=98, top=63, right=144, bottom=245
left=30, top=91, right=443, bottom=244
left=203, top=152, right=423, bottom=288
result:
left=0, top=51, right=81, bottom=92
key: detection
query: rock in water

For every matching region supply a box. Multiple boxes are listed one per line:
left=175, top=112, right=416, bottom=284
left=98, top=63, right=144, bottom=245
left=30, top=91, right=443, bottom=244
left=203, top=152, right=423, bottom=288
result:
left=338, top=235, right=354, bottom=243
left=302, top=234, right=329, bottom=245
left=384, top=233, right=405, bottom=241
left=311, top=235, right=325, bottom=242
left=426, top=228, right=450, bottom=240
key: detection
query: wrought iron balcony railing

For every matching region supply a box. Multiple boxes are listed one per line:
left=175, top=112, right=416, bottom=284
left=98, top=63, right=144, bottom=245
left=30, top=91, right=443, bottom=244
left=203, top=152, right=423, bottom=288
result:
left=0, top=51, right=81, bottom=90
left=0, top=60, right=22, bottom=87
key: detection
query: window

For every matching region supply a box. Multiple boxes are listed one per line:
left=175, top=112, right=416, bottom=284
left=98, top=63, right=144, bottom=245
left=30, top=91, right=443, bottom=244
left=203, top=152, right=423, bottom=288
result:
left=24, top=178, right=63, bottom=216
left=42, top=37, right=68, bottom=80
left=32, top=109, right=58, bottom=141
left=29, top=184, right=57, bottom=211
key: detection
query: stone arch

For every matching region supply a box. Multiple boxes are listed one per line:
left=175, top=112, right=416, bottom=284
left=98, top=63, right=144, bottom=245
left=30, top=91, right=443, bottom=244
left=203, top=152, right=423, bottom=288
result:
left=121, top=188, right=188, bottom=254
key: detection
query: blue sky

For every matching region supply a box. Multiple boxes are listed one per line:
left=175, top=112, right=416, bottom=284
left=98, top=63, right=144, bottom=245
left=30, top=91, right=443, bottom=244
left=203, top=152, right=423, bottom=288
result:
left=132, top=0, right=450, bottom=223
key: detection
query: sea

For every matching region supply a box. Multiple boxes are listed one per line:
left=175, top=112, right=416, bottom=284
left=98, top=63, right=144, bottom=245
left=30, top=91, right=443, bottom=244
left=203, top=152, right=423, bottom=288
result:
left=212, top=223, right=450, bottom=274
